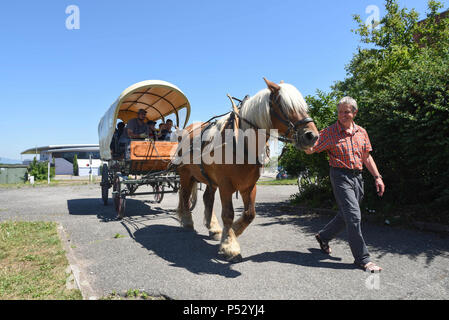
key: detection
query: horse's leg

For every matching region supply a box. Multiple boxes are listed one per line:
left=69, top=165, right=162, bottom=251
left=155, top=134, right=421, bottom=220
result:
left=218, top=187, right=241, bottom=262
left=232, top=184, right=257, bottom=238
left=203, top=185, right=222, bottom=241
left=177, top=173, right=195, bottom=230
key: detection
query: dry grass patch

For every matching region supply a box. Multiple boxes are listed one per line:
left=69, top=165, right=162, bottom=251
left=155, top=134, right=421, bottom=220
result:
left=0, top=221, right=82, bottom=300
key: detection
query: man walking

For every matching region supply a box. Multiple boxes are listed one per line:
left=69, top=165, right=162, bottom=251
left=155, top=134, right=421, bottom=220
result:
left=305, top=97, right=385, bottom=272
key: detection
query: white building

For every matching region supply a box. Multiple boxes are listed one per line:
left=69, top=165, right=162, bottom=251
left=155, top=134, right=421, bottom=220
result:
left=21, top=144, right=101, bottom=176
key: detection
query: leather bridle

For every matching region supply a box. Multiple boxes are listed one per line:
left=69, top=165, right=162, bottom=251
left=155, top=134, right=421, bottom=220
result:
left=268, top=92, right=314, bottom=143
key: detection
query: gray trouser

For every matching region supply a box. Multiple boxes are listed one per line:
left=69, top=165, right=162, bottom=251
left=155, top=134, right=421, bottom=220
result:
left=319, top=167, right=371, bottom=266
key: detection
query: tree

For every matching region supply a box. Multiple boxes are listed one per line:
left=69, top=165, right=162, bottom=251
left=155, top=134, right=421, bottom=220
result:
left=73, top=154, right=79, bottom=176
left=334, top=0, right=449, bottom=222
left=283, top=0, right=449, bottom=222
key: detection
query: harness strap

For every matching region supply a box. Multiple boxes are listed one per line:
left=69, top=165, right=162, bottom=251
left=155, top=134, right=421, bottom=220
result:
left=232, top=110, right=294, bottom=143
left=198, top=122, right=217, bottom=188
left=268, top=92, right=314, bottom=139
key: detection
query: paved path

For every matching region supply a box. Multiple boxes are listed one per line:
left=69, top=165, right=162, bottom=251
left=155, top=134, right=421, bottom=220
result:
left=1, top=184, right=448, bottom=299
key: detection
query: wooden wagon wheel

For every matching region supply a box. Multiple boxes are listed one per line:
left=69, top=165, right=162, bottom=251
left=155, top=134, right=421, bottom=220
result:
left=153, top=184, right=165, bottom=203
left=113, top=175, right=126, bottom=219
left=127, top=184, right=138, bottom=196
left=101, top=164, right=110, bottom=206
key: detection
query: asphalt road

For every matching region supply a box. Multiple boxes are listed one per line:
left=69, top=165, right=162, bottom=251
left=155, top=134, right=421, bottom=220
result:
left=1, top=183, right=448, bottom=300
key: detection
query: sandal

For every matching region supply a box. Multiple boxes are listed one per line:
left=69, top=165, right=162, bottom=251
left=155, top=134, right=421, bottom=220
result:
left=361, top=262, right=382, bottom=273
left=315, top=234, right=331, bottom=254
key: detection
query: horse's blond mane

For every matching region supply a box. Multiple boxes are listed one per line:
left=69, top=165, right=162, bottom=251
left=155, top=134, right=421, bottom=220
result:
left=205, top=83, right=309, bottom=140
left=224, top=83, right=309, bottom=130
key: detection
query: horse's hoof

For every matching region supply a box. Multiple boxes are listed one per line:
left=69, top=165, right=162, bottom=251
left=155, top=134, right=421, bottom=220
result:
left=209, top=231, right=222, bottom=241
left=219, top=249, right=243, bottom=263
left=227, top=254, right=243, bottom=263
left=180, top=222, right=195, bottom=230
left=180, top=218, right=194, bottom=229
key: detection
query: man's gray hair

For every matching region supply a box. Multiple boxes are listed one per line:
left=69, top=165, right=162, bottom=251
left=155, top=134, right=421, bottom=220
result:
left=338, top=96, right=358, bottom=112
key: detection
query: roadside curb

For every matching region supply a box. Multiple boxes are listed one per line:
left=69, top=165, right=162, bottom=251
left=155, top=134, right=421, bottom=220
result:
left=290, top=206, right=449, bottom=234
left=411, top=221, right=449, bottom=234
left=57, top=224, right=99, bottom=300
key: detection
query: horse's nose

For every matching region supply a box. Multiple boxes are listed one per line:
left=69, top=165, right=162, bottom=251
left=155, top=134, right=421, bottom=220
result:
left=305, top=131, right=318, bottom=144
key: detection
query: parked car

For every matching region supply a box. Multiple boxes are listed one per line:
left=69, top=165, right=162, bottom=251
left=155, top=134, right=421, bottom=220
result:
left=276, top=169, right=288, bottom=180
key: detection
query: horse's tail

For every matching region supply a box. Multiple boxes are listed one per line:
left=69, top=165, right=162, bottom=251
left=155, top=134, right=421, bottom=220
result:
left=176, top=176, right=197, bottom=229
left=190, top=181, right=198, bottom=210
left=176, top=184, right=184, bottom=216
left=178, top=180, right=197, bottom=212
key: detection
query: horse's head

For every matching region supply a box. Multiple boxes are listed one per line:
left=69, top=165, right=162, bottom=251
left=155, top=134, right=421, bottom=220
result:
left=263, top=78, right=319, bottom=150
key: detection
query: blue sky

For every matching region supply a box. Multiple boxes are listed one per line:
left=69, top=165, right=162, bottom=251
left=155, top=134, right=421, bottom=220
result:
left=0, top=0, right=437, bottom=160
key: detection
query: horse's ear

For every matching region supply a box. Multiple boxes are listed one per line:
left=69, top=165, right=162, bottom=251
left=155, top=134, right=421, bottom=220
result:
left=263, top=77, right=281, bottom=93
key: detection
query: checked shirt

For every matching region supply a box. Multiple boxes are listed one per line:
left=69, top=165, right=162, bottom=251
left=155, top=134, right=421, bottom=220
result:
left=313, top=121, right=372, bottom=171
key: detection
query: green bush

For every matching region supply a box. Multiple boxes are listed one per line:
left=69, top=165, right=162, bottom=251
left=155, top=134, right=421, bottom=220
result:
left=290, top=174, right=335, bottom=210
left=27, top=157, right=55, bottom=181
left=354, top=49, right=449, bottom=221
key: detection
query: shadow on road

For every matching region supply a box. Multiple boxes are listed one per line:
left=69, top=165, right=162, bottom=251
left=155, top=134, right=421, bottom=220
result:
left=253, top=201, right=449, bottom=265
left=245, top=248, right=358, bottom=271
left=67, top=198, right=175, bottom=222
left=132, top=224, right=241, bottom=278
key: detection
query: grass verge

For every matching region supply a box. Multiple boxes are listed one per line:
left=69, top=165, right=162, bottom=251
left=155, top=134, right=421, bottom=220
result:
left=0, top=221, right=82, bottom=300
left=257, top=178, right=298, bottom=185
left=101, top=289, right=168, bottom=300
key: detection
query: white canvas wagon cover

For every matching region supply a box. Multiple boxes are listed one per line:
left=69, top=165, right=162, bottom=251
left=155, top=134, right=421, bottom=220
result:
left=98, top=80, right=191, bottom=160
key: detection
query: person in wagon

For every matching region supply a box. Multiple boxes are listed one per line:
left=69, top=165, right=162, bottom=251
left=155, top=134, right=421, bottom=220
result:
left=157, top=121, right=168, bottom=140
left=147, top=120, right=157, bottom=140
left=118, top=108, right=150, bottom=153
left=123, top=108, right=150, bottom=140
left=110, top=121, right=125, bottom=155
left=304, top=96, right=385, bottom=273
left=162, top=119, right=174, bottom=141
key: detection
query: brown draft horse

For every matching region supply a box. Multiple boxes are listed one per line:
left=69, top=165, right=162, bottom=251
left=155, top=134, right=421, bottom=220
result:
left=174, top=78, right=319, bottom=262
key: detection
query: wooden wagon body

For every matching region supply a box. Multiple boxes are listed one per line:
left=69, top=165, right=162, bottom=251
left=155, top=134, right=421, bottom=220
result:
left=129, top=141, right=177, bottom=172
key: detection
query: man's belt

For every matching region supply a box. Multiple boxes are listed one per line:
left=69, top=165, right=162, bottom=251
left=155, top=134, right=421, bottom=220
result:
left=331, top=167, right=363, bottom=175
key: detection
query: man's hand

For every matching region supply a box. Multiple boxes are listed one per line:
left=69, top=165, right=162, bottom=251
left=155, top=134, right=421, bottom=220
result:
left=304, top=147, right=314, bottom=155
left=375, top=177, right=385, bottom=197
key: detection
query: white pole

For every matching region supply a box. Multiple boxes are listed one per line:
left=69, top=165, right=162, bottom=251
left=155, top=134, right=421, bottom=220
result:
left=89, top=154, right=92, bottom=183
left=48, top=153, right=52, bottom=184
